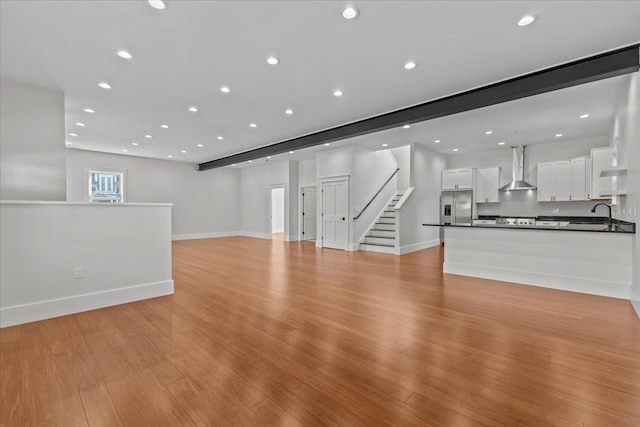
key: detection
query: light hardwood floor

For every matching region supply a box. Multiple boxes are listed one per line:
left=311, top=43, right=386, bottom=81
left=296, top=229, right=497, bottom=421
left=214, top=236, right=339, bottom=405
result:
left=1, top=236, right=640, bottom=426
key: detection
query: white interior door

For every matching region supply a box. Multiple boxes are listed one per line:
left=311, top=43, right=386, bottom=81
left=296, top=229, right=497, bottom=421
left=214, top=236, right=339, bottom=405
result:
left=302, top=187, right=317, bottom=241
left=322, top=180, right=348, bottom=250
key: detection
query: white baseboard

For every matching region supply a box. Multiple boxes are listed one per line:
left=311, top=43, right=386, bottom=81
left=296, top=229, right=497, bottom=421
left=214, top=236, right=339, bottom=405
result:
left=172, top=231, right=240, bottom=241
left=0, top=280, right=174, bottom=328
left=348, top=243, right=359, bottom=252
left=398, top=239, right=440, bottom=255
left=359, top=239, right=440, bottom=256
left=443, top=262, right=630, bottom=300
left=239, top=231, right=271, bottom=240
left=285, top=235, right=299, bottom=242
left=631, top=289, right=640, bottom=318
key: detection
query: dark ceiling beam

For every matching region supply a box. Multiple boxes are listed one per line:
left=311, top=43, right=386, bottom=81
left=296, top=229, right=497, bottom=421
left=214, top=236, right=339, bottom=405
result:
left=199, top=44, right=640, bottom=171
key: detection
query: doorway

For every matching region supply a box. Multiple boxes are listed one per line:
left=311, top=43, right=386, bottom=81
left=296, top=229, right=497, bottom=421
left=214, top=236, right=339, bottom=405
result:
left=321, top=178, right=348, bottom=250
left=270, top=187, right=285, bottom=240
left=300, top=186, right=317, bottom=241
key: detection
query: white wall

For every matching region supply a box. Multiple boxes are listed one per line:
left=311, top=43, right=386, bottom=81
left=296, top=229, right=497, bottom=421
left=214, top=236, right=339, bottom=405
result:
left=316, top=145, right=353, bottom=179
left=240, top=160, right=292, bottom=239
left=448, top=137, right=609, bottom=217
left=610, top=73, right=640, bottom=316
left=298, top=158, right=316, bottom=186
left=271, top=188, right=284, bottom=233
left=66, top=149, right=241, bottom=239
left=0, top=79, right=66, bottom=201
left=398, top=143, right=446, bottom=251
left=0, top=201, right=173, bottom=327
left=391, top=146, right=412, bottom=189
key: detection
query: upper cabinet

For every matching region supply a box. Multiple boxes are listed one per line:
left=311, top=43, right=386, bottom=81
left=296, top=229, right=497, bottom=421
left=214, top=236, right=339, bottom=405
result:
left=538, top=156, right=592, bottom=202
left=537, top=161, right=570, bottom=202
left=569, top=156, right=591, bottom=201
left=442, top=168, right=474, bottom=190
left=476, top=167, right=501, bottom=203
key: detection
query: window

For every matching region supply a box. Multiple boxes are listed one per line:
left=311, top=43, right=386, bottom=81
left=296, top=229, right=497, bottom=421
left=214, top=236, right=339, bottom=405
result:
left=88, top=170, right=125, bottom=203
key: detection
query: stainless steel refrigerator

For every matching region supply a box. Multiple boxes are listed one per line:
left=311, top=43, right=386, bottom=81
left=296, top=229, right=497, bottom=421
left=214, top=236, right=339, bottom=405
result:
left=440, top=190, right=473, bottom=243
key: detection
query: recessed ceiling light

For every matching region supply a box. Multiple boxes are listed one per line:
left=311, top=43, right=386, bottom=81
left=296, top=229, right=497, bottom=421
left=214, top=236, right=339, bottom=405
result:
left=188, top=106, right=198, bottom=112
left=167, top=155, right=173, bottom=158
left=555, top=133, right=563, bottom=137
left=147, top=0, right=167, bottom=10
left=220, top=86, right=230, bottom=93
left=132, top=142, right=139, bottom=146
left=145, top=134, right=152, bottom=139
left=116, top=50, right=132, bottom=60
left=249, top=123, right=257, bottom=128
left=69, top=133, right=77, bottom=137
left=485, top=130, right=493, bottom=135
left=285, top=109, right=294, bottom=115
left=382, top=143, right=388, bottom=147
left=65, top=141, right=72, bottom=145
left=231, top=163, right=236, bottom=166
left=181, top=150, right=187, bottom=153
left=267, top=156, right=271, bottom=159
left=452, top=148, right=459, bottom=152
left=404, top=61, right=416, bottom=70
left=76, top=122, right=85, bottom=127
left=579, top=114, right=590, bottom=119
left=267, top=56, right=279, bottom=65
left=403, top=124, right=410, bottom=129
left=197, top=144, right=203, bottom=147
left=324, top=143, right=330, bottom=146
left=98, top=82, right=111, bottom=89
left=248, top=160, right=252, bottom=163
left=343, top=6, right=358, bottom=19
left=333, top=90, right=343, bottom=97
left=83, top=108, right=95, bottom=113
left=122, top=149, right=128, bottom=152
left=161, top=124, right=169, bottom=129
left=217, top=136, right=223, bottom=140
left=434, top=140, right=440, bottom=143
left=289, top=151, right=294, bottom=154
left=498, top=142, right=505, bottom=145
left=517, top=15, right=537, bottom=27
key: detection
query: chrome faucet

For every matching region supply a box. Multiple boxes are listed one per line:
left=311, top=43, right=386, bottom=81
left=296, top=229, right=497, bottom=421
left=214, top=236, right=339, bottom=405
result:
left=591, top=203, right=612, bottom=227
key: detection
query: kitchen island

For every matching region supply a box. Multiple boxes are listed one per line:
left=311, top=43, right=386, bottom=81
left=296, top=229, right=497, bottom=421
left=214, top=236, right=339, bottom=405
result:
left=423, top=218, right=635, bottom=299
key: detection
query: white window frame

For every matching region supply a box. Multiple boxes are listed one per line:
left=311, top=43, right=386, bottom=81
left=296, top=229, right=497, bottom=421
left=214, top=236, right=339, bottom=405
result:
left=86, top=168, right=127, bottom=203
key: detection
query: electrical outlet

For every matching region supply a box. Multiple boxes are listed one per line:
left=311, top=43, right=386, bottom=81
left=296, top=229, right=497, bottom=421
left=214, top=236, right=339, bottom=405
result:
left=73, top=267, right=83, bottom=279
left=553, top=209, right=559, bottom=214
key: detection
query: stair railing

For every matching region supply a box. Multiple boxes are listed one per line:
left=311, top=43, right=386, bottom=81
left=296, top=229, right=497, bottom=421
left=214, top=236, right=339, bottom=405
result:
left=353, top=168, right=399, bottom=220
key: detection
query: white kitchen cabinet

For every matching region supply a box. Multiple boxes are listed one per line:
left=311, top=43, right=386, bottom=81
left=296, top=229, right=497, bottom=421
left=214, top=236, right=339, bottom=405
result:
left=476, top=167, right=501, bottom=203
left=537, top=161, right=570, bottom=202
left=569, top=156, right=590, bottom=201
left=591, top=147, right=614, bottom=199
left=442, top=168, right=474, bottom=190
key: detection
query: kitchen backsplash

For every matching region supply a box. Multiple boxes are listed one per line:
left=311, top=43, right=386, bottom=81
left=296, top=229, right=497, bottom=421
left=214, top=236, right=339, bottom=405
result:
left=475, top=190, right=606, bottom=218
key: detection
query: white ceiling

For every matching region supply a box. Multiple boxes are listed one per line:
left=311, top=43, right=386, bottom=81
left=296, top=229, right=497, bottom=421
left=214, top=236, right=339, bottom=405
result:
left=1, top=1, right=639, bottom=166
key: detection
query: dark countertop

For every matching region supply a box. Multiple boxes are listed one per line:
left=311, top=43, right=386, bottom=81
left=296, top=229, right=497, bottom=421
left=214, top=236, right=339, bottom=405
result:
left=422, top=216, right=635, bottom=234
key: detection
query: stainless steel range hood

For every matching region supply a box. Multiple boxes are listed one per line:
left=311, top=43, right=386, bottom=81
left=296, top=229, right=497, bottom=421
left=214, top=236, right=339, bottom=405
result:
left=500, top=145, right=536, bottom=191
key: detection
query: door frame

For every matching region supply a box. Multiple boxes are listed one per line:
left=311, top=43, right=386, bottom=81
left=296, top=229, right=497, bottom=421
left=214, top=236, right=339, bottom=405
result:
left=267, top=183, right=287, bottom=240
left=299, top=184, right=317, bottom=241
left=318, top=175, right=350, bottom=250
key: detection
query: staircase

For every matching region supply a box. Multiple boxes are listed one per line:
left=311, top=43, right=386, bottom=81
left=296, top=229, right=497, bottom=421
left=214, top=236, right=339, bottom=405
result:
left=359, top=191, right=403, bottom=254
